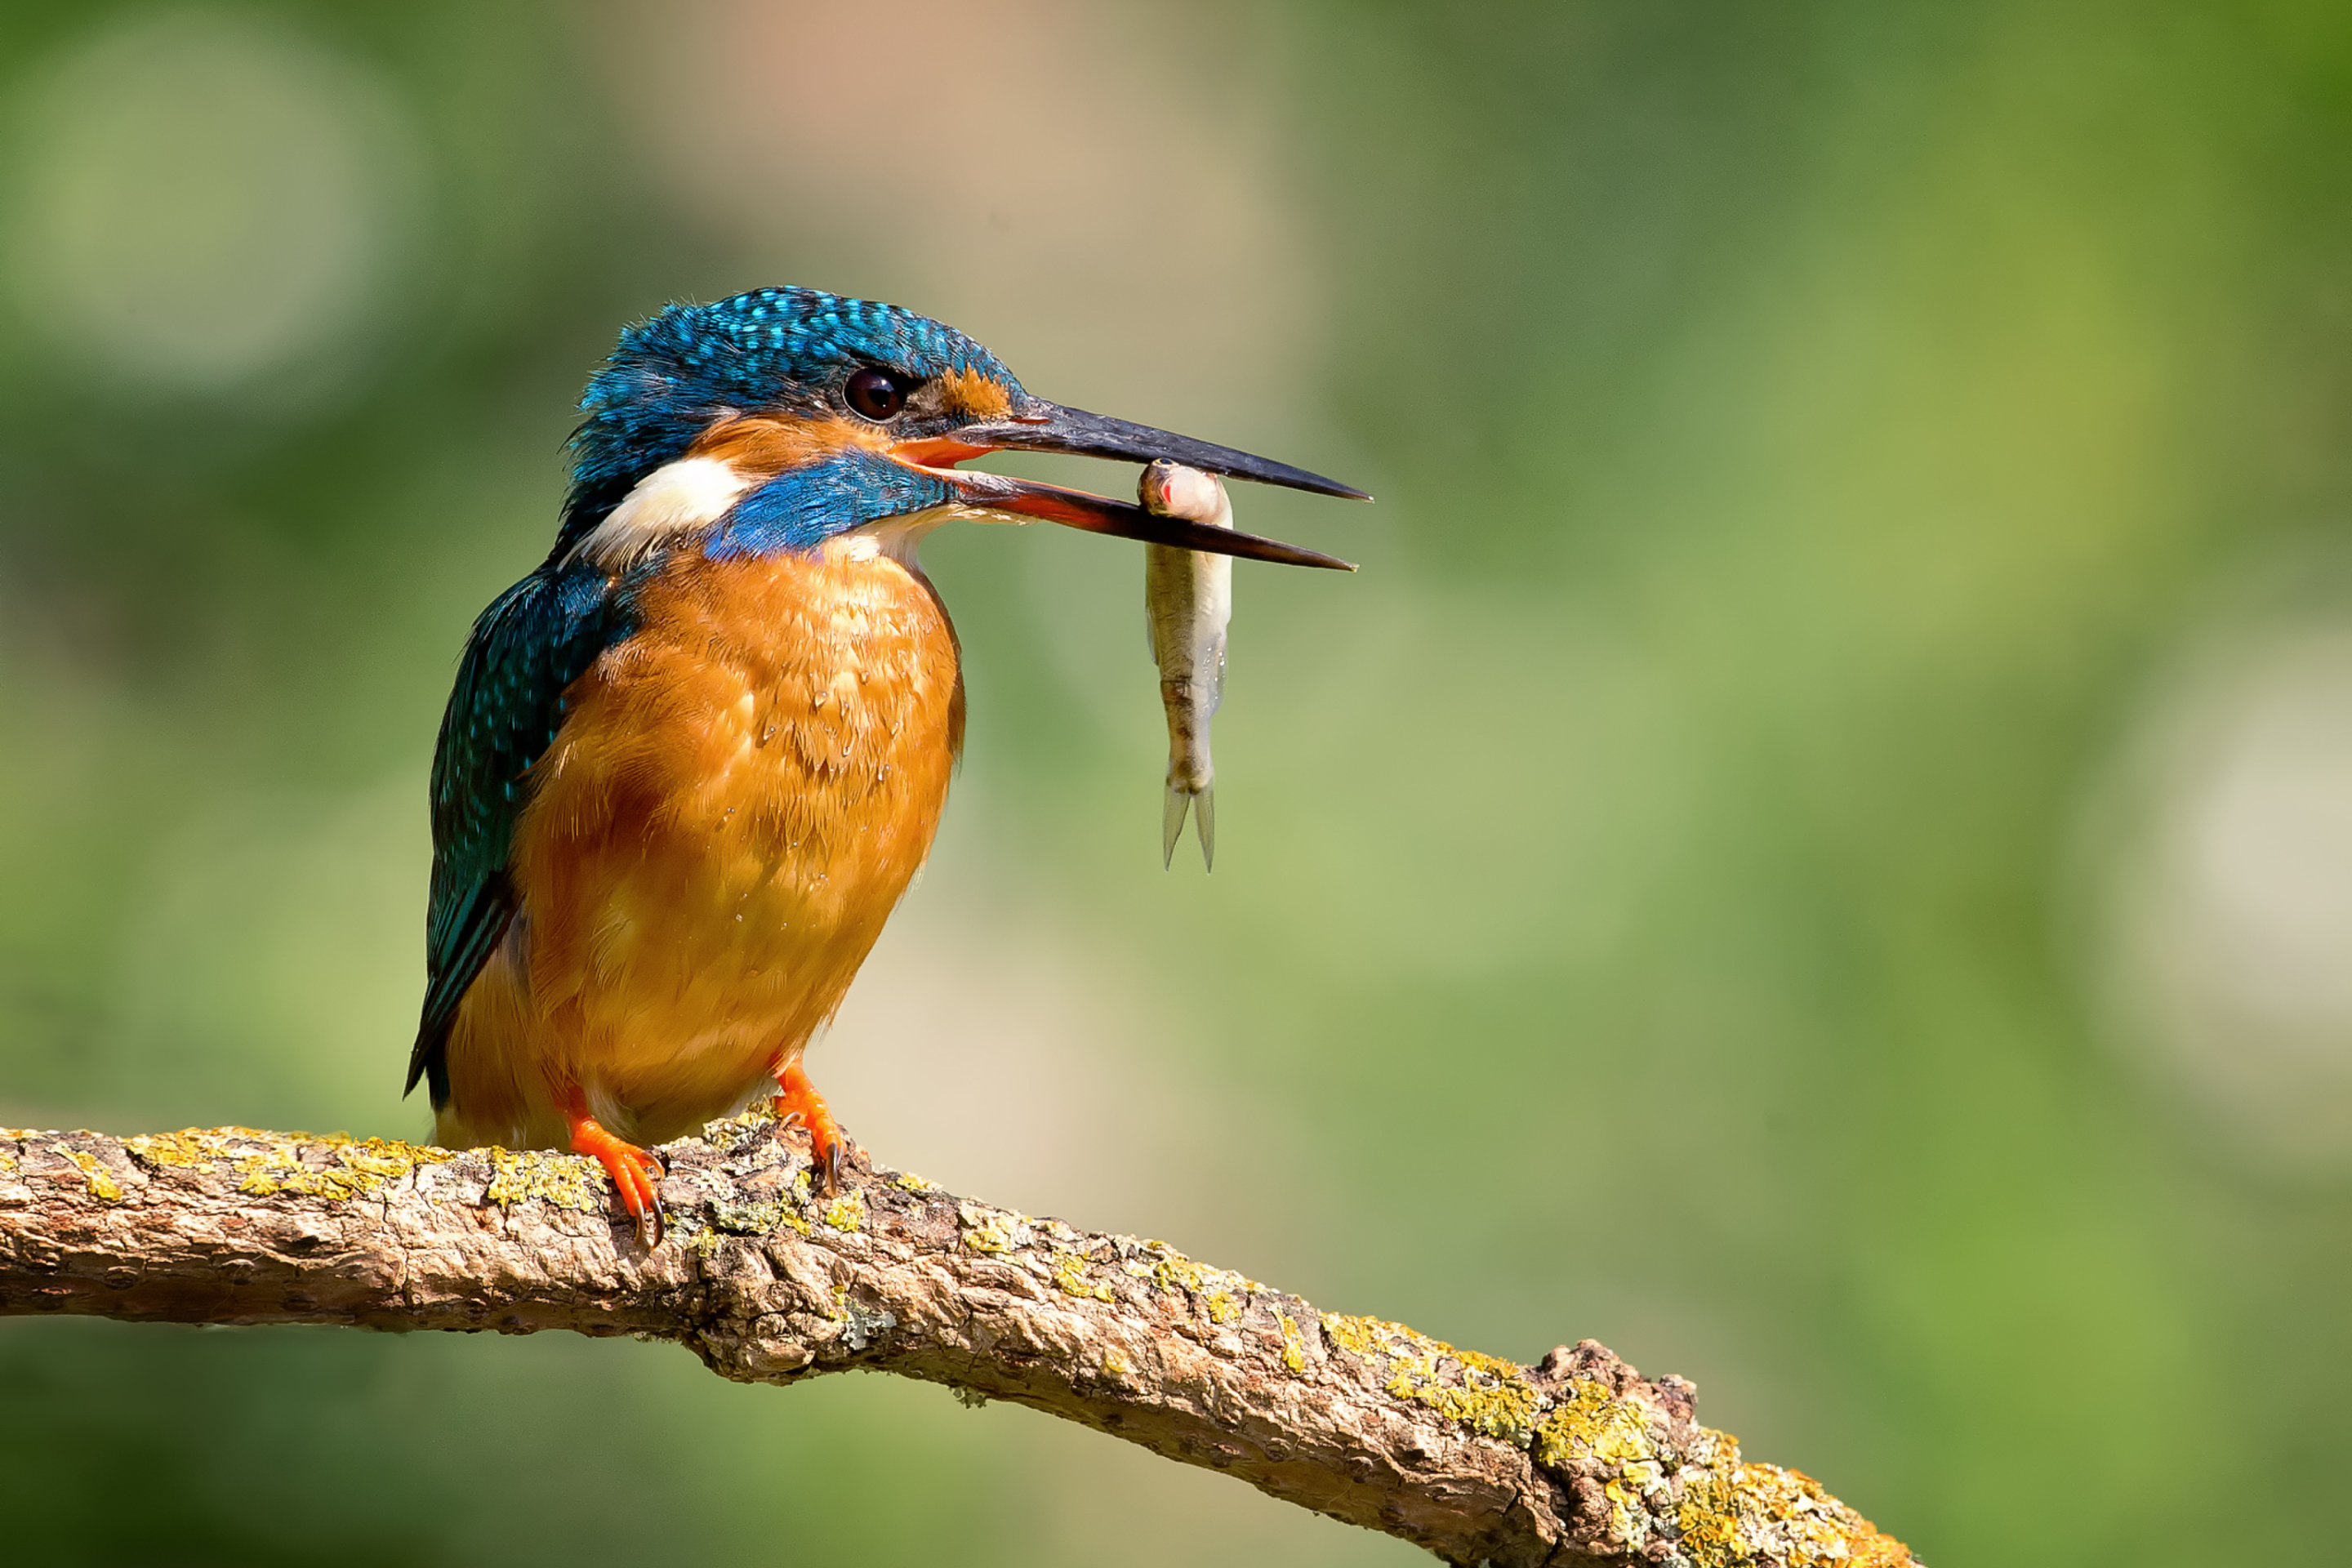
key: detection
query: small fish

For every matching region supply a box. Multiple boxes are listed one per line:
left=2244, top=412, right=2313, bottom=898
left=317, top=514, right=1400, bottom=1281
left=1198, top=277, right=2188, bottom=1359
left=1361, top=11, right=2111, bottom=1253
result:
left=1140, top=460, right=1232, bottom=870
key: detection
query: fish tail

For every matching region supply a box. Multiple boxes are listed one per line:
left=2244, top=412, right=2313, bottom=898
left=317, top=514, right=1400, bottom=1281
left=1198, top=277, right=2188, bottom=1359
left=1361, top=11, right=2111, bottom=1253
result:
left=1195, top=785, right=1215, bottom=872
left=1161, top=784, right=1191, bottom=869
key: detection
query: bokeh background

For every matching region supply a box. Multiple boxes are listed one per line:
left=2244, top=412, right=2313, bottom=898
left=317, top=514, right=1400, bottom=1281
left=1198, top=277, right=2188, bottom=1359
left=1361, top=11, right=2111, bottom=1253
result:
left=2, top=2, right=2349, bottom=1562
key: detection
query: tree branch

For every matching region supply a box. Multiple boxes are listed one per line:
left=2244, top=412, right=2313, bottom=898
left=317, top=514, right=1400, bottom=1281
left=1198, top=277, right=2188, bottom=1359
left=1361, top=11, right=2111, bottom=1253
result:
left=0, top=1118, right=1917, bottom=1567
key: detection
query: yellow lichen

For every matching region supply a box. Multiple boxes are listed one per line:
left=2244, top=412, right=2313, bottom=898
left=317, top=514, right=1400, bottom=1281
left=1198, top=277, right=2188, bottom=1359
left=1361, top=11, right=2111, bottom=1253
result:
left=119, top=1129, right=452, bottom=1202
left=57, top=1147, right=122, bottom=1201
left=701, top=1107, right=775, bottom=1151
left=1052, top=1251, right=1114, bottom=1303
left=125, top=1130, right=223, bottom=1173
left=484, top=1147, right=609, bottom=1214
left=821, top=1190, right=866, bottom=1233
left=893, top=1170, right=933, bottom=1192
left=1596, top=1471, right=1658, bottom=1550
left=1682, top=1422, right=1739, bottom=1471
left=959, top=1204, right=1013, bottom=1254
left=1320, top=1315, right=1541, bottom=1445
left=1276, top=1312, right=1307, bottom=1374
left=236, top=1136, right=450, bottom=1201
left=1132, top=1241, right=1205, bottom=1294
left=1677, top=1460, right=1912, bottom=1568
left=1533, top=1378, right=1660, bottom=1472
left=229, top=1146, right=310, bottom=1196
left=707, top=1197, right=797, bottom=1236
left=1102, top=1348, right=1129, bottom=1378
left=1204, top=1289, right=1241, bottom=1325
left=1396, top=1350, right=1540, bottom=1444
left=1125, top=1241, right=1263, bottom=1309
left=1319, top=1312, right=1400, bottom=1359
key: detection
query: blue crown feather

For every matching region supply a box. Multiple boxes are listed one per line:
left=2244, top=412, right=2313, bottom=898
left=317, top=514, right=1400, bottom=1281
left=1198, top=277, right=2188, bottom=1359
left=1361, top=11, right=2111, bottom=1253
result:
left=559, top=287, right=1020, bottom=553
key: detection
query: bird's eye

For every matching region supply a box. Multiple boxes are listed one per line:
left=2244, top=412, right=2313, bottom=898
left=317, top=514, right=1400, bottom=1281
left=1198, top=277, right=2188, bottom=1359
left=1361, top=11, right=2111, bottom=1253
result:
left=844, top=367, right=909, bottom=421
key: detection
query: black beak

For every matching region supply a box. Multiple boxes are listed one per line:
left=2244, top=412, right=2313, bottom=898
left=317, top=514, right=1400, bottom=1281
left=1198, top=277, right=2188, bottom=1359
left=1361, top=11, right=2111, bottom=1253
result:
left=919, top=398, right=1368, bottom=570
left=955, top=402, right=1370, bottom=501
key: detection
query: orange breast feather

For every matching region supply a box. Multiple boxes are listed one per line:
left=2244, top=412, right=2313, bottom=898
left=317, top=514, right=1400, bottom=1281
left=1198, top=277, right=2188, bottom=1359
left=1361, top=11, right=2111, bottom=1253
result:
left=434, top=545, right=964, bottom=1150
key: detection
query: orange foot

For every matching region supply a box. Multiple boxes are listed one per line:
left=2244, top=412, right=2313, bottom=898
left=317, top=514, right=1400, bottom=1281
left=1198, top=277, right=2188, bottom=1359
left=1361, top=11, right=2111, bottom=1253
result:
left=773, top=1059, right=852, bottom=1196
left=563, top=1091, right=665, bottom=1248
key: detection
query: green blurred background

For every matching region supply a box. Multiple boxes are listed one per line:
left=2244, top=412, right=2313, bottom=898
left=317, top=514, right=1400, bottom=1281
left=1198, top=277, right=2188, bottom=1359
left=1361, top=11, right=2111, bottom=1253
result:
left=3, top=2, right=2350, bottom=1562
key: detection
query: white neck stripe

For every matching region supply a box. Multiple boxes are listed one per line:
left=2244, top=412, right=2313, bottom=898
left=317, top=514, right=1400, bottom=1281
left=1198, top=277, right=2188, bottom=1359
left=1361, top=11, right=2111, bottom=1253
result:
left=565, top=457, right=755, bottom=569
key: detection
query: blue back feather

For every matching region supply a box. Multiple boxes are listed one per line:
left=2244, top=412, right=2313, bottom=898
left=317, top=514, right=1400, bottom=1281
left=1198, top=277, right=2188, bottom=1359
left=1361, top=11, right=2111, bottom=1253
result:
left=407, top=565, right=640, bottom=1102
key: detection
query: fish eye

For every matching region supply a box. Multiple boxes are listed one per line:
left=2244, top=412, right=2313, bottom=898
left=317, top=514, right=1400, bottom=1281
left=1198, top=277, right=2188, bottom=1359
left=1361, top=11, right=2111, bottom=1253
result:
left=844, top=367, right=910, bottom=421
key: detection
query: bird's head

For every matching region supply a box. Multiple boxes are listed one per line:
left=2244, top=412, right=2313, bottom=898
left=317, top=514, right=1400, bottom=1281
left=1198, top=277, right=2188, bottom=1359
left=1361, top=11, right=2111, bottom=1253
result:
left=557, top=287, right=1363, bottom=572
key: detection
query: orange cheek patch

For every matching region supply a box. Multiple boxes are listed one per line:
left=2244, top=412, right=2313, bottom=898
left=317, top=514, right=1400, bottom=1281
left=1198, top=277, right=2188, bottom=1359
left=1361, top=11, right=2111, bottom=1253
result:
left=937, top=368, right=1013, bottom=420
left=690, top=414, right=886, bottom=477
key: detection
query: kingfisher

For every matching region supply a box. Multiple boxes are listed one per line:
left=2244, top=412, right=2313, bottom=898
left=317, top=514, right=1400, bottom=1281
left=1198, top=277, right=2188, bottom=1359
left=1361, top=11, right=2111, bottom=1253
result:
left=405, top=287, right=1362, bottom=1243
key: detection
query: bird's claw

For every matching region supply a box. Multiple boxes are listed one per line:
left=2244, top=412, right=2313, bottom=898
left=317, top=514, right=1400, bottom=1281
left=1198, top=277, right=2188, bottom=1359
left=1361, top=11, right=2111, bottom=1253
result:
left=564, top=1102, right=666, bottom=1250
left=630, top=1165, right=666, bottom=1250
left=773, top=1059, right=853, bottom=1197
left=777, top=1104, right=853, bottom=1196
left=603, top=1143, right=666, bottom=1248
left=817, top=1129, right=850, bottom=1198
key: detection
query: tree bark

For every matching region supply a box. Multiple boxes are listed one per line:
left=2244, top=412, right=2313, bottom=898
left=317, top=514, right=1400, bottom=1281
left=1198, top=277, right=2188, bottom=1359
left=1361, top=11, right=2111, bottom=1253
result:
left=0, top=1117, right=1917, bottom=1567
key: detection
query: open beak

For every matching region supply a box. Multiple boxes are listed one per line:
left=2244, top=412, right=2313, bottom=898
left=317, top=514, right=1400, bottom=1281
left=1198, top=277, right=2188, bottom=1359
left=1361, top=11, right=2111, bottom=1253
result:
left=899, top=398, right=1368, bottom=571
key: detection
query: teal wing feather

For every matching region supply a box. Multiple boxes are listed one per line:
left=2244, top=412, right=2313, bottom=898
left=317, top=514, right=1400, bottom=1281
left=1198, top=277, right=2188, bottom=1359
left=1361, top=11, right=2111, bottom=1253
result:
left=407, top=566, right=636, bottom=1107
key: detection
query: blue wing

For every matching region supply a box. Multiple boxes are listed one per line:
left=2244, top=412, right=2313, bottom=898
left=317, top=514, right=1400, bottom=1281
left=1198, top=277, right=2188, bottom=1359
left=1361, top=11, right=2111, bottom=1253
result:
left=407, top=564, right=637, bottom=1107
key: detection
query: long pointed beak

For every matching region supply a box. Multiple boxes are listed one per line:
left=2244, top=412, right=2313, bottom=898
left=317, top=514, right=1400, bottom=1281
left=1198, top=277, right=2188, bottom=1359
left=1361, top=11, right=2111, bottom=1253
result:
left=906, top=398, right=1368, bottom=570
left=955, top=402, right=1370, bottom=501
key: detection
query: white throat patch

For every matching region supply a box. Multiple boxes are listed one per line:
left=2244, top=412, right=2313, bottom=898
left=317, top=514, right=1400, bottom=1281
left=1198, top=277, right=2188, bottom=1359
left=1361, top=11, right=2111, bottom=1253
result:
left=565, top=457, right=755, bottom=569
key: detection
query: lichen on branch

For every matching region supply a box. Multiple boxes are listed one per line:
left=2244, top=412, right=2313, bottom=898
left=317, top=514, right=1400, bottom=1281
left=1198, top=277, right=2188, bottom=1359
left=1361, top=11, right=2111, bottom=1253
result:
left=0, top=1117, right=1918, bottom=1568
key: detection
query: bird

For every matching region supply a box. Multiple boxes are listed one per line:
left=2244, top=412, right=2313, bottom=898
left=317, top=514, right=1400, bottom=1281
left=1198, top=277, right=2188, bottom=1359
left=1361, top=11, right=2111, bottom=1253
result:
left=406, top=286, right=1364, bottom=1244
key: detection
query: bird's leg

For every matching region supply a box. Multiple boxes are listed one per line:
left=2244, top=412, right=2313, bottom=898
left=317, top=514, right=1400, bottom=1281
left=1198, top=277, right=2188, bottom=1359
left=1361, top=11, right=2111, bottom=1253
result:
left=559, top=1086, right=665, bottom=1247
left=772, top=1059, right=851, bottom=1196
